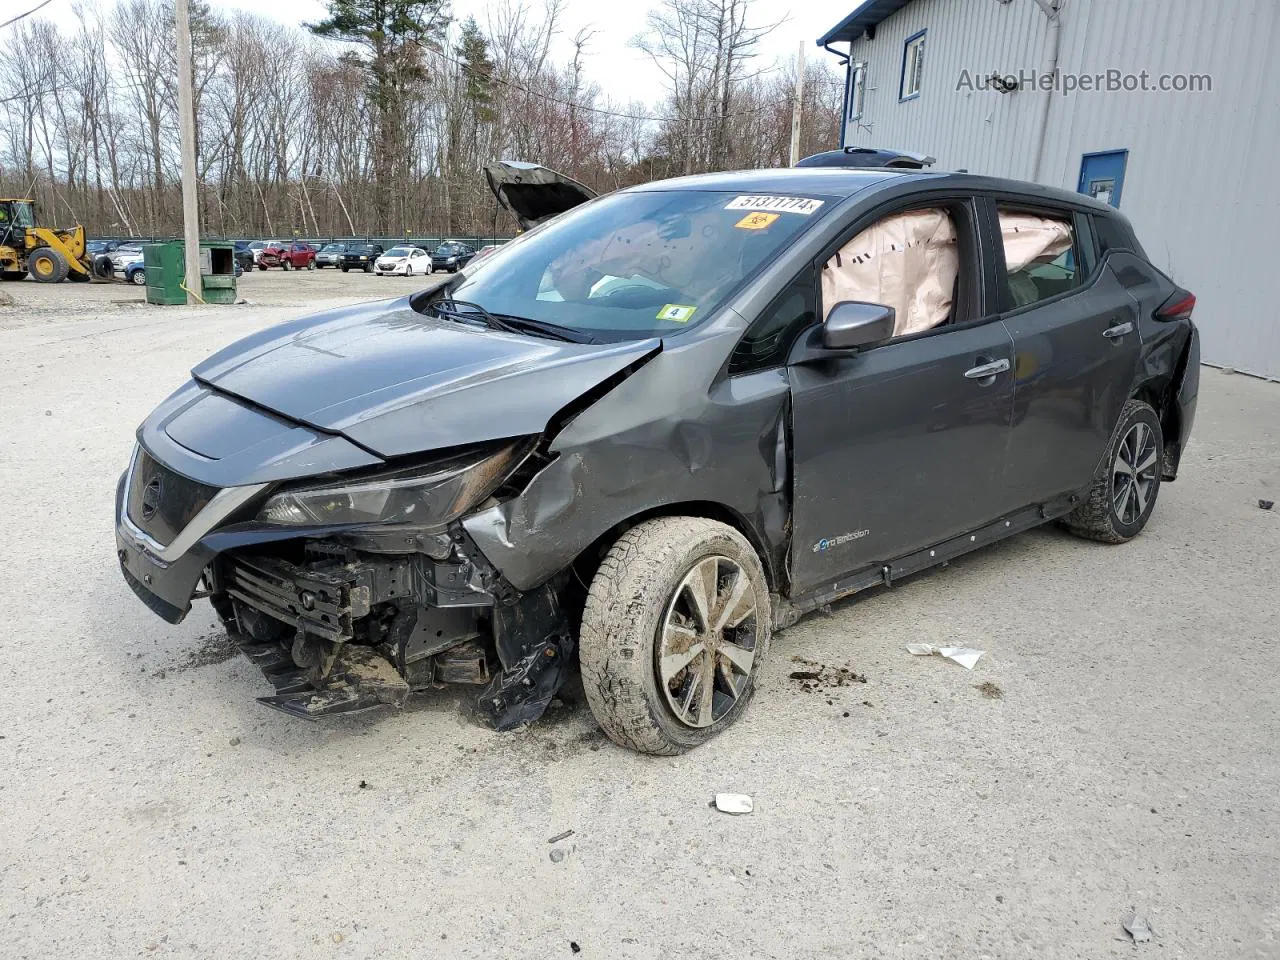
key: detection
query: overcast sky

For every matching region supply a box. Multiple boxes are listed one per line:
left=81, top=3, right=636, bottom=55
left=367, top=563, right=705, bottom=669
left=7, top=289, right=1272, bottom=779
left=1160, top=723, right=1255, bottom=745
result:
left=187, top=0, right=854, bottom=104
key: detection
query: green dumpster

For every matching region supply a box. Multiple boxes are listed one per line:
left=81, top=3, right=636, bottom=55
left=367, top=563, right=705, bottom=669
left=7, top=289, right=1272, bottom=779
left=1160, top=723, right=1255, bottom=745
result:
left=143, top=241, right=237, bottom=305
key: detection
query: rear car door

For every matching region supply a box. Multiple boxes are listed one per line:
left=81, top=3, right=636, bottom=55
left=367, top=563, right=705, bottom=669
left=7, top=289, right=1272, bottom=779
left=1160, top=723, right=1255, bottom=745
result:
left=787, top=195, right=1017, bottom=594
left=988, top=199, right=1144, bottom=505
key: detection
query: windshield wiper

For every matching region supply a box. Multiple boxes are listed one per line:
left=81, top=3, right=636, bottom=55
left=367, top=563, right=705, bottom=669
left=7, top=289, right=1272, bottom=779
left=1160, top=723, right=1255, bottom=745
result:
left=488, top=313, right=601, bottom=344
left=431, top=298, right=599, bottom=344
left=431, top=297, right=521, bottom=335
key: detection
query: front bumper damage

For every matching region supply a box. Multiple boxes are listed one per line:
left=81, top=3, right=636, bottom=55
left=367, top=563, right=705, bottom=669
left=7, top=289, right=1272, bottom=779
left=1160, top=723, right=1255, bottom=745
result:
left=115, top=450, right=576, bottom=729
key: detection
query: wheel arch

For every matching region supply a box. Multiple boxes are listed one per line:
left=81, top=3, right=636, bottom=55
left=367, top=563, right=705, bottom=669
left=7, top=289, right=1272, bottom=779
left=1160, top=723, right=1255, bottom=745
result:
left=573, top=500, right=780, bottom=595
left=1130, top=324, right=1196, bottom=480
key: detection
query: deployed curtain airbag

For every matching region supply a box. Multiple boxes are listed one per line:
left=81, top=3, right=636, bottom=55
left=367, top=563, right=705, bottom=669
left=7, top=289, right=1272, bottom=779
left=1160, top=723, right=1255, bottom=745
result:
left=821, top=209, right=959, bottom=337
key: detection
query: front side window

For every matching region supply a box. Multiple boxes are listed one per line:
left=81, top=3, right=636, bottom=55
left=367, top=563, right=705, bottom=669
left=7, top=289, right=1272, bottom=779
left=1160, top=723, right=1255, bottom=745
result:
left=821, top=207, right=959, bottom=338
left=731, top=265, right=818, bottom=374
left=448, top=190, right=830, bottom=341
left=901, top=30, right=926, bottom=100
left=997, top=208, right=1078, bottom=308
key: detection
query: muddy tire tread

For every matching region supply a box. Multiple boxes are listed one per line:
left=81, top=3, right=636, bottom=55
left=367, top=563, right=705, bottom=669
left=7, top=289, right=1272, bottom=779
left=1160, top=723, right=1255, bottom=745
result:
left=1064, top=398, right=1162, bottom=543
left=579, top=517, right=770, bottom=755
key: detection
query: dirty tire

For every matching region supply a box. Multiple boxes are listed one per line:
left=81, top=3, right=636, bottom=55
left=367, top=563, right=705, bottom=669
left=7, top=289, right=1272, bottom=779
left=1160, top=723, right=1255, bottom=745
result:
left=579, top=517, right=771, bottom=755
left=1064, top=399, right=1163, bottom=543
left=28, top=247, right=69, bottom=283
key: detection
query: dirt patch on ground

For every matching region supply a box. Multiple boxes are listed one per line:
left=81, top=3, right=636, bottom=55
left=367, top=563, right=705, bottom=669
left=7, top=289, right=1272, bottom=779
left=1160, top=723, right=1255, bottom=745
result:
left=787, top=655, right=867, bottom=694
left=976, top=681, right=1003, bottom=699
left=155, top=631, right=240, bottom=677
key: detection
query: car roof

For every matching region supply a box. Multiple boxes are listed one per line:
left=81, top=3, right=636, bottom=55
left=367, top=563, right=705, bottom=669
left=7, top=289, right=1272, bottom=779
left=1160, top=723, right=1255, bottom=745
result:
left=624, top=167, right=1116, bottom=215
left=625, top=167, right=902, bottom=199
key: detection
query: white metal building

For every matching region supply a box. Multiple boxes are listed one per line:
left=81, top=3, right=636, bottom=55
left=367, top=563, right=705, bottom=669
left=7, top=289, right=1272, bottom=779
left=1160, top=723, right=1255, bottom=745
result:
left=818, top=0, right=1280, bottom=380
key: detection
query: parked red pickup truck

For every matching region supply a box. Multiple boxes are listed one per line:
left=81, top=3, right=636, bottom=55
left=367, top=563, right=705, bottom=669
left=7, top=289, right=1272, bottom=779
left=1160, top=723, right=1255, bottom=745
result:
left=258, top=242, right=316, bottom=270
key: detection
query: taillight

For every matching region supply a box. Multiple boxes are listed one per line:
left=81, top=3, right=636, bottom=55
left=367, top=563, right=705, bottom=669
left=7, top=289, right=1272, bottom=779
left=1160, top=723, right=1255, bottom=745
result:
left=1156, top=290, right=1196, bottom=321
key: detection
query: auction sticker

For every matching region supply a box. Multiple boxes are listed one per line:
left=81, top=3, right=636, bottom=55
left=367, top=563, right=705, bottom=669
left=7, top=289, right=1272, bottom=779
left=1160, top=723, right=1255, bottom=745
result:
left=734, top=212, right=780, bottom=230
left=657, top=304, right=697, bottom=323
left=725, top=195, right=824, bottom=215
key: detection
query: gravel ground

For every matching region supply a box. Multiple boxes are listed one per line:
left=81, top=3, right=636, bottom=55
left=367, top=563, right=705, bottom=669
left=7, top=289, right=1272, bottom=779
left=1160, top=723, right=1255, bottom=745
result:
left=2, top=272, right=1278, bottom=959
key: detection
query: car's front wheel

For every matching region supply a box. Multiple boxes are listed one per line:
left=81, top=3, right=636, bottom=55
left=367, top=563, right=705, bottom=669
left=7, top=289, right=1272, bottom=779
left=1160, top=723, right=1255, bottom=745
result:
left=579, top=517, right=771, bottom=754
left=281, top=259, right=291, bottom=271
left=1065, top=398, right=1164, bottom=543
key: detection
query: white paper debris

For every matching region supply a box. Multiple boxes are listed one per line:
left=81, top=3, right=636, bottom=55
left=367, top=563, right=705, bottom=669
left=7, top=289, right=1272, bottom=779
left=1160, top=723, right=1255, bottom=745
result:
left=1123, top=914, right=1154, bottom=944
left=938, top=647, right=984, bottom=670
left=714, top=793, right=754, bottom=815
left=905, top=644, right=985, bottom=669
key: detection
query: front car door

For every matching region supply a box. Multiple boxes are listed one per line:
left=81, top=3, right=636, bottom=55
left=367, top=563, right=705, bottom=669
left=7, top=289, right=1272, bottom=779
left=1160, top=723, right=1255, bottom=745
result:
left=987, top=198, right=1144, bottom=506
left=787, top=194, right=1017, bottom=595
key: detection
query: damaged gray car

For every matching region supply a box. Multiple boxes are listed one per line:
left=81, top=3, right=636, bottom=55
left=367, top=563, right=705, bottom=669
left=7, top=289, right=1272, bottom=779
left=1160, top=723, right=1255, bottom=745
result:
left=116, top=163, right=1199, bottom=754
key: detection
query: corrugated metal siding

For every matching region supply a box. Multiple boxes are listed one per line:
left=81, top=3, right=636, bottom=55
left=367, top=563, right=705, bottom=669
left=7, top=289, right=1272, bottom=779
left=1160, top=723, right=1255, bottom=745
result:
left=837, top=0, right=1280, bottom=379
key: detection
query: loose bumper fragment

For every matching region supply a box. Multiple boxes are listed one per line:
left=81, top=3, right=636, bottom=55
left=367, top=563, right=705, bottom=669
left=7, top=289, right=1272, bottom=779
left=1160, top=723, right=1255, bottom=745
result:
left=243, top=640, right=410, bottom=720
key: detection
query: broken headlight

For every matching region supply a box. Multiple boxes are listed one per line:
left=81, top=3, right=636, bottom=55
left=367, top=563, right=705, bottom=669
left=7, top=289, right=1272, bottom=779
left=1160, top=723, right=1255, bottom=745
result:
left=257, top=441, right=528, bottom=528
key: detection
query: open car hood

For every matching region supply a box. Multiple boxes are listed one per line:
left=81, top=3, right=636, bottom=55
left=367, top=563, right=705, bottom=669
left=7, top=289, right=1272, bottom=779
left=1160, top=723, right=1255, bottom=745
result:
left=190, top=296, right=659, bottom=458
left=483, top=160, right=598, bottom=231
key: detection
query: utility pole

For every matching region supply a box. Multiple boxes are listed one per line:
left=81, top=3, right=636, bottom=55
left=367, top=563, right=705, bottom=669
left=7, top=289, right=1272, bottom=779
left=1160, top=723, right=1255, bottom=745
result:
left=788, top=41, right=806, bottom=167
left=175, top=0, right=202, bottom=304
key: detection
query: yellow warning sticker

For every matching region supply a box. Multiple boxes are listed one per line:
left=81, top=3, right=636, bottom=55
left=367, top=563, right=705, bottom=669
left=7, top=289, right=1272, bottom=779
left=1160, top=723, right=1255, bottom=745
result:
left=656, top=304, right=697, bottom=323
left=735, top=212, right=780, bottom=231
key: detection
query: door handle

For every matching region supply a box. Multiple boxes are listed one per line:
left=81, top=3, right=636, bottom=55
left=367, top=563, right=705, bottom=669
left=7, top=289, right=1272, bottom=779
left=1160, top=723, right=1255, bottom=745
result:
left=1103, top=320, right=1134, bottom=339
left=964, top=358, right=1011, bottom=380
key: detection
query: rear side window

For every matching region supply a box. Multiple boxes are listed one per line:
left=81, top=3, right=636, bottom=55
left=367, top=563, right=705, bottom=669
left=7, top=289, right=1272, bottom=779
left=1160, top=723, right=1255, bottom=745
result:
left=997, top=208, right=1078, bottom=308
left=1093, top=213, right=1146, bottom=258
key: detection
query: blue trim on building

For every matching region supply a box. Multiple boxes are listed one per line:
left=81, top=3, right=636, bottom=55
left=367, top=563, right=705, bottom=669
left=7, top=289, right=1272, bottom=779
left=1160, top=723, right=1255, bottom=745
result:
left=899, top=29, right=926, bottom=101
left=818, top=0, right=916, bottom=46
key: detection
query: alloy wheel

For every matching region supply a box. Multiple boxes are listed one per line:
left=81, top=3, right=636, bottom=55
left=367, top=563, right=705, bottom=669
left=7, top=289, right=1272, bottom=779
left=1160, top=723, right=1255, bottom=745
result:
left=657, top=555, right=760, bottom=728
left=1112, top=421, right=1159, bottom=525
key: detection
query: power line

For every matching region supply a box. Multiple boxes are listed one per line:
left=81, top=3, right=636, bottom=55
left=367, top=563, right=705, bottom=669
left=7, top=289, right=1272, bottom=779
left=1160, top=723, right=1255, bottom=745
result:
left=0, top=0, right=56, bottom=30
left=416, top=38, right=801, bottom=124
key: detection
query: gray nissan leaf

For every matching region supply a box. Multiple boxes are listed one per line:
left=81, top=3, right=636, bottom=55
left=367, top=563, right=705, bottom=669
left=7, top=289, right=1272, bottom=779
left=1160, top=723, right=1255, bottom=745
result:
left=115, top=164, right=1199, bottom=754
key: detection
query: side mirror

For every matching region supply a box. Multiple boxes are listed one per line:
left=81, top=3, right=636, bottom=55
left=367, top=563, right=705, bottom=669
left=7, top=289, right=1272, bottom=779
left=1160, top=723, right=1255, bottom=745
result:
left=823, top=301, right=896, bottom=350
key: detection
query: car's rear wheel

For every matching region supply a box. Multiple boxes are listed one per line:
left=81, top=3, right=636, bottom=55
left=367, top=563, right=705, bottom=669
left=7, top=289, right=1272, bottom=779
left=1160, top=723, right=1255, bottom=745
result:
left=130, top=269, right=146, bottom=285
left=307, top=259, right=315, bottom=270
left=579, top=517, right=771, bottom=754
left=1064, top=399, right=1163, bottom=543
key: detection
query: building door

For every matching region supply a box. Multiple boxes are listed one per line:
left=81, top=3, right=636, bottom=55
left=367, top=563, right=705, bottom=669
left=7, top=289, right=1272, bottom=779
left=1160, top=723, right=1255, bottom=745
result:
left=1077, top=150, right=1128, bottom=207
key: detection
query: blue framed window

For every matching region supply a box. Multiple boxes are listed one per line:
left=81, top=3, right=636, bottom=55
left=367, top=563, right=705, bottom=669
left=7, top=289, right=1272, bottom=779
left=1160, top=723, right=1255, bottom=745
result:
left=900, top=29, right=926, bottom=101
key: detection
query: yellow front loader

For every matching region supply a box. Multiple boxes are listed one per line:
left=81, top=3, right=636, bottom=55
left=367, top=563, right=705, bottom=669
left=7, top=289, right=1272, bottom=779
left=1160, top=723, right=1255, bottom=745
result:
left=0, top=198, right=99, bottom=283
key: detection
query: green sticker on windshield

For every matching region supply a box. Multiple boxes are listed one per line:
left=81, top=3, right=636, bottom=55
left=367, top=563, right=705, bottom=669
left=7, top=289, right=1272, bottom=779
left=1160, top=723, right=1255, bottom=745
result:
left=657, top=304, right=697, bottom=323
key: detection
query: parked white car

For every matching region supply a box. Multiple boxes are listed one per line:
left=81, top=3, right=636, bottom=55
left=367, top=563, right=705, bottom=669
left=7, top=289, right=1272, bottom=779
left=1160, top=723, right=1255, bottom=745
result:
left=109, top=243, right=144, bottom=274
left=375, top=245, right=430, bottom=276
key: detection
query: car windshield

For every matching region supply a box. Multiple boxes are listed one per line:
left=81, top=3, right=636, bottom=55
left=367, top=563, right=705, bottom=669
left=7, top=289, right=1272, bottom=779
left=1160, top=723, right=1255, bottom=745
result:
left=446, top=190, right=828, bottom=340
left=351, top=245, right=375, bottom=254
left=386, top=246, right=413, bottom=257
left=249, top=241, right=267, bottom=250
left=321, top=244, right=344, bottom=253
left=435, top=243, right=465, bottom=254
